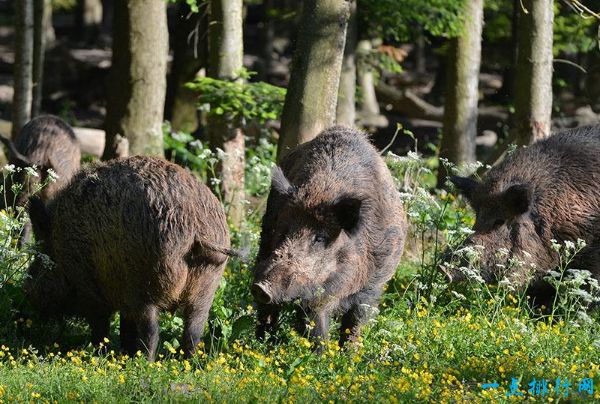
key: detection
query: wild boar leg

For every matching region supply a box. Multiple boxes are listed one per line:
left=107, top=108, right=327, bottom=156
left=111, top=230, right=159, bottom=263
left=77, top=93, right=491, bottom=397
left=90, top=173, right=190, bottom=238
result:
left=338, top=305, right=367, bottom=346
left=309, top=310, right=330, bottom=349
left=181, top=268, right=224, bottom=357
left=120, top=312, right=138, bottom=356
left=256, top=303, right=280, bottom=340
left=135, top=305, right=160, bottom=361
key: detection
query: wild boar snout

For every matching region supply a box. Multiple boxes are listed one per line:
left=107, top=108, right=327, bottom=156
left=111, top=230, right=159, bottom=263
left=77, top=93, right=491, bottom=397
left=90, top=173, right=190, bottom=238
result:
left=251, top=282, right=273, bottom=304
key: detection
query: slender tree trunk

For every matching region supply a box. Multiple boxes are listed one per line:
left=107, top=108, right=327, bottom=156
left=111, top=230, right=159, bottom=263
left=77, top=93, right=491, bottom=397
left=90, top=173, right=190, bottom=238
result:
left=12, top=0, right=34, bottom=138
left=514, top=0, right=553, bottom=145
left=260, top=0, right=275, bottom=82
left=76, top=0, right=103, bottom=44
left=277, top=0, right=351, bottom=160
left=437, top=0, right=483, bottom=186
left=497, top=0, right=518, bottom=103
left=165, top=0, right=207, bottom=133
left=356, top=39, right=387, bottom=128
left=208, top=0, right=245, bottom=228
left=415, top=27, right=426, bottom=74
left=44, top=0, right=54, bottom=45
left=103, top=0, right=168, bottom=158
left=336, top=0, right=356, bottom=127
left=32, top=0, right=49, bottom=117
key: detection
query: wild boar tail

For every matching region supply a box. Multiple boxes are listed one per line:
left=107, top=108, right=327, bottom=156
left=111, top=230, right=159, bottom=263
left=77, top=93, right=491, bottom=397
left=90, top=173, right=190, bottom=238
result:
left=194, top=238, right=250, bottom=264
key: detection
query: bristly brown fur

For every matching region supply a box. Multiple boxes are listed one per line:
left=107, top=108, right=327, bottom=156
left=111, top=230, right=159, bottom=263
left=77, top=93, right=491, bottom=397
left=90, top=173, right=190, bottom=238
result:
left=448, top=125, right=600, bottom=307
left=25, top=156, right=230, bottom=360
left=253, top=125, right=408, bottom=346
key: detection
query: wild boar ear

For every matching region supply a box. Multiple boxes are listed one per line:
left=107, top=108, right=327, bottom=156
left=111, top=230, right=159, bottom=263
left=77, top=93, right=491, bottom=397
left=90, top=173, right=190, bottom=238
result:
left=333, top=197, right=362, bottom=233
left=449, top=176, right=479, bottom=201
left=502, top=184, right=531, bottom=216
left=28, top=196, right=51, bottom=241
left=271, top=166, right=296, bottom=198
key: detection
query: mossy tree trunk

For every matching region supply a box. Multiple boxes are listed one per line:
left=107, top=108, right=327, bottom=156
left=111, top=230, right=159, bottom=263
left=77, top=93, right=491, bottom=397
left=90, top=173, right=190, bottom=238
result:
left=336, top=0, right=356, bottom=127
left=437, top=0, right=483, bottom=186
left=514, top=0, right=553, bottom=145
left=277, top=0, right=351, bottom=160
left=208, top=0, right=245, bottom=228
left=12, top=0, right=34, bottom=138
left=165, top=0, right=207, bottom=133
left=103, top=0, right=168, bottom=159
left=32, top=0, right=52, bottom=117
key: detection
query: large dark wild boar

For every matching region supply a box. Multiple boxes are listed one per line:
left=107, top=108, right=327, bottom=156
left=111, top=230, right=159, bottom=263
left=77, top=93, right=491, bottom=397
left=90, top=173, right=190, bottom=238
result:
left=252, top=126, right=407, bottom=346
left=444, top=126, right=600, bottom=305
left=1, top=115, right=81, bottom=205
left=25, top=156, right=233, bottom=360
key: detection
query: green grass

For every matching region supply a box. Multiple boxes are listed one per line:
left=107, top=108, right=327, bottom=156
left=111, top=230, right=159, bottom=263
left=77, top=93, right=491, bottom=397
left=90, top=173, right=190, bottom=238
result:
left=0, top=137, right=598, bottom=403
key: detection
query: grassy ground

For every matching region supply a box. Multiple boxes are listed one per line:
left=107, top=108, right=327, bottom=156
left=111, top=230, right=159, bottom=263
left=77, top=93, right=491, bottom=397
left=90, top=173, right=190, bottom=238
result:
left=0, top=138, right=598, bottom=403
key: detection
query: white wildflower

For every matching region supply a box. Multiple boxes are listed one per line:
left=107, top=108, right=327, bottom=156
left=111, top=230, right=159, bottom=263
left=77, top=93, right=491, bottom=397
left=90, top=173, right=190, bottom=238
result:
left=46, top=168, right=59, bottom=182
left=2, top=164, right=15, bottom=174
left=24, top=166, right=39, bottom=178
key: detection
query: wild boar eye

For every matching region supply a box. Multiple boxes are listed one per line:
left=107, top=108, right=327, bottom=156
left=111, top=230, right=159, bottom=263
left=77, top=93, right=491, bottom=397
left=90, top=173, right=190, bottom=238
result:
left=313, top=234, right=326, bottom=244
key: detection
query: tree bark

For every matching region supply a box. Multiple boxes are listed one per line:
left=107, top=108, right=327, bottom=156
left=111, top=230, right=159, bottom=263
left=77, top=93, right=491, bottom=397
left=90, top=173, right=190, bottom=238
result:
left=12, top=0, right=34, bottom=138
left=208, top=0, right=245, bottom=228
left=165, top=0, right=207, bottom=133
left=277, top=0, right=351, bottom=160
left=103, top=0, right=168, bottom=159
left=259, top=0, right=275, bottom=82
left=437, top=0, right=483, bottom=186
left=32, top=0, right=50, bottom=117
left=336, top=0, right=356, bottom=127
left=514, top=0, right=554, bottom=145
left=76, top=0, right=103, bottom=44
left=356, top=39, right=388, bottom=128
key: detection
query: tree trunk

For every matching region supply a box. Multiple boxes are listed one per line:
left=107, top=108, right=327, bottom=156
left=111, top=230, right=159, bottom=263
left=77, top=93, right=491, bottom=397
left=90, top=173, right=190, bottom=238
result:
left=437, top=0, right=483, bottom=186
left=103, top=0, right=168, bottom=159
left=12, top=0, right=34, bottom=138
left=415, top=28, right=426, bottom=75
left=259, top=0, right=275, bottom=82
left=277, top=0, right=351, bottom=160
left=514, top=0, right=553, bottom=145
left=336, top=0, right=356, bottom=127
left=496, top=0, right=518, bottom=103
left=76, top=0, right=103, bottom=44
left=32, top=0, right=50, bottom=117
left=356, top=39, right=387, bottom=128
left=165, top=0, right=207, bottom=133
left=208, top=0, right=245, bottom=228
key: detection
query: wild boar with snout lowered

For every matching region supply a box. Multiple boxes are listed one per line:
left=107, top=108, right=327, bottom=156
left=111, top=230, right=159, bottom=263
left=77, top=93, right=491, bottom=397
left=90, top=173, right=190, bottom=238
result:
left=252, top=126, right=407, bottom=346
left=444, top=126, right=600, bottom=305
left=0, top=115, right=81, bottom=205
left=25, top=156, right=234, bottom=360
left=0, top=115, right=80, bottom=243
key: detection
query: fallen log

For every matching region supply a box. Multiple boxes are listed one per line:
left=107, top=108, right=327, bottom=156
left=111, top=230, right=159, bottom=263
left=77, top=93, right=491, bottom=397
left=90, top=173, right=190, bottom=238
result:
left=376, top=83, right=444, bottom=121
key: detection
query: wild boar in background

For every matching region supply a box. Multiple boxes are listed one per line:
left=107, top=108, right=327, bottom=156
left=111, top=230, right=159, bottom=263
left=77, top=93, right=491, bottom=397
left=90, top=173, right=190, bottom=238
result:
left=0, top=115, right=81, bottom=243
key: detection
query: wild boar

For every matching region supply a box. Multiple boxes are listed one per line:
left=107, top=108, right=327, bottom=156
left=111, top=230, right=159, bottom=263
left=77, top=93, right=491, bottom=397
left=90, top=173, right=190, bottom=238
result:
left=1, top=115, right=81, bottom=205
left=444, top=126, right=600, bottom=305
left=252, top=126, right=407, bottom=346
left=0, top=115, right=81, bottom=244
left=25, top=156, right=234, bottom=360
